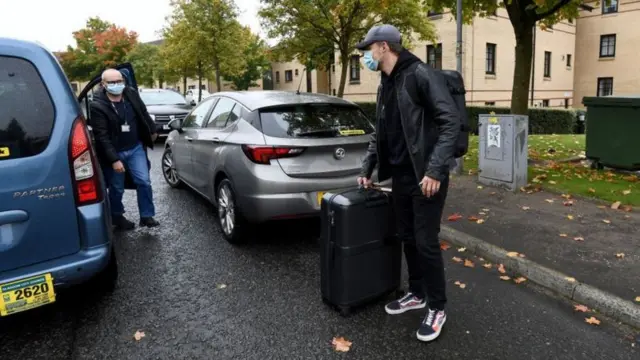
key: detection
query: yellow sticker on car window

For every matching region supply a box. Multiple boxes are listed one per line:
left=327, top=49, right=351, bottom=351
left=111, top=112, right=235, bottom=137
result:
left=339, top=129, right=365, bottom=136
left=0, top=147, right=9, bottom=158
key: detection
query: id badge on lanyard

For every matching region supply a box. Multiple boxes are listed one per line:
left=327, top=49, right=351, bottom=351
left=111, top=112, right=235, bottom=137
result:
left=112, top=102, right=130, bottom=132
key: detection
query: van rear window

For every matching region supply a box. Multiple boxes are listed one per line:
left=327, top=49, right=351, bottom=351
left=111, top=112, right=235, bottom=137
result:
left=259, top=104, right=374, bottom=138
left=0, top=56, right=55, bottom=161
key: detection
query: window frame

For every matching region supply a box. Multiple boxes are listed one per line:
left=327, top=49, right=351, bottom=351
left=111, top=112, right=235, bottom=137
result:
left=602, top=0, right=618, bottom=14
left=599, top=34, right=616, bottom=58
left=182, top=97, right=217, bottom=129
left=426, top=43, right=443, bottom=70
left=597, top=77, right=614, bottom=97
left=486, top=43, right=497, bottom=75
left=284, top=70, right=293, bottom=82
left=349, top=55, right=361, bottom=82
left=543, top=51, right=552, bottom=78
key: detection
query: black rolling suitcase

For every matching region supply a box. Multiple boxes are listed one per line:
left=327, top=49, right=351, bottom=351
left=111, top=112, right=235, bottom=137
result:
left=320, top=187, right=402, bottom=316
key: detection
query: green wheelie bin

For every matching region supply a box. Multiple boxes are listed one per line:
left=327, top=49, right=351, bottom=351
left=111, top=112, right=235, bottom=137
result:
left=582, top=95, right=640, bottom=170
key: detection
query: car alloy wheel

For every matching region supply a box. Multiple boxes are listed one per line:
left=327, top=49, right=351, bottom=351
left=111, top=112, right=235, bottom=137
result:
left=218, top=183, right=236, bottom=237
left=162, top=149, right=181, bottom=187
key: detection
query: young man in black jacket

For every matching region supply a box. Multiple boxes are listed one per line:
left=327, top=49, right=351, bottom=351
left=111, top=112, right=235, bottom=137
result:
left=90, top=69, right=160, bottom=230
left=356, top=24, right=461, bottom=342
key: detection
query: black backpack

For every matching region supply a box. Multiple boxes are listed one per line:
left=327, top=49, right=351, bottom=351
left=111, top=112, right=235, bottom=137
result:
left=407, top=65, right=469, bottom=158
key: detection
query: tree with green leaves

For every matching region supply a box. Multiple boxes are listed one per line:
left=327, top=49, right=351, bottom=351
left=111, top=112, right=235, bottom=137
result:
left=223, top=27, right=271, bottom=91
left=161, top=17, right=211, bottom=101
left=59, top=17, right=138, bottom=81
left=431, top=0, right=582, bottom=114
left=171, top=0, right=246, bottom=92
left=259, top=0, right=436, bottom=98
left=125, top=43, right=160, bottom=87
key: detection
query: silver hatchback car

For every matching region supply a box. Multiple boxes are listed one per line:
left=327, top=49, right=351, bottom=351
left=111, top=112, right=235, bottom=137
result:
left=162, top=91, right=375, bottom=243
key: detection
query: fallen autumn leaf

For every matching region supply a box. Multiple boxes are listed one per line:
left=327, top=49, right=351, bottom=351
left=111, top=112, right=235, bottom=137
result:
left=602, top=219, right=611, bottom=224
left=574, top=304, right=589, bottom=312
left=506, top=252, right=519, bottom=258
left=134, top=331, right=145, bottom=341
left=499, top=276, right=511, bottom=281
left=565, top=277, right=576, bottom=283
left=452, top=256, right=463, bottom=263
left=611, top=201, right=621, bottom=210
left=468, top=215, right=479, bottom=221
left=545, top=199, right=555, bottom=203
left=567, top=215, right=574, bottom=220
left=440, top=242, right=451, bottom=251
left=464, top=259, right=475, bottom=268
left=559, top=233, right=568, bottom=237
left=622, top=189, right=631, bottom=195
left=447, top=213, right=463, bottom=221
left=483, top=263, right=492, bottom=269
left=521, top=206, right=530, bottom=210
left=458, top=247, right=466, bottom=252
left=585, top=317, right=601, bottom=325
left=331, top=337, right=352, bottom=352
left=563, top=200, right=574, bottom=206
left=217, top=284, right=227, bottom=289
left=476, top=219, right=485, bottom=224
left=574, top=236, right=584, bottom=242
left=498, top=264, right=506, bottom=274
left=616, top=253, right=625, bottom=259
left=514, top=277, right=527, bottom=284
left=635, top=296, right=640, bottom=302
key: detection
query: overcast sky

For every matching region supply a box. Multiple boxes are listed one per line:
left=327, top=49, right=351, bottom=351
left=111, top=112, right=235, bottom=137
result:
left=0, top=0, right=264, bottom=52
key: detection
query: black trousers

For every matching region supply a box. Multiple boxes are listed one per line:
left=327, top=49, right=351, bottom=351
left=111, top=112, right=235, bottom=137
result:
left=391, top=167, right=449, bottom=310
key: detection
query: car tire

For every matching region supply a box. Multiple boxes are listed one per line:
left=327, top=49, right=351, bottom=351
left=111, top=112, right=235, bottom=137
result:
left=216, top=179, right=248, bottom=245
left=162, top=147, right=183, bottom=188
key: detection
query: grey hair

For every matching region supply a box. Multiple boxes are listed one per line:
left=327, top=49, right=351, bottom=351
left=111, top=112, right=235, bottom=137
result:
left=101, top=68, right=122, bottom=82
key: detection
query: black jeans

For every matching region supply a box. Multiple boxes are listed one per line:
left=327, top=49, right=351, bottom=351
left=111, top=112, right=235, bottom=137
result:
left=391, top=167, right=449, bottom=310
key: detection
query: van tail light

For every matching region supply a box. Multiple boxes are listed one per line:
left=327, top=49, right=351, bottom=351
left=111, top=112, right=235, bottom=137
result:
left=241, top=145, right=305, bottom=165
left=69, top=116, right=103, bottom=206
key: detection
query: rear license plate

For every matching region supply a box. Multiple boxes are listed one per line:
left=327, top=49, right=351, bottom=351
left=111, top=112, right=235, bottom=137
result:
left=163, top=125, right=170, bottom=130
left=0, top=273, right=56, bottom=317
left=316, top=192, right=325, bottom=205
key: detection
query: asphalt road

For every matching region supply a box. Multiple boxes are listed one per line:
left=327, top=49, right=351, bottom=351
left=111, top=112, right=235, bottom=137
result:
left=1, top=147, right=638, bottom=360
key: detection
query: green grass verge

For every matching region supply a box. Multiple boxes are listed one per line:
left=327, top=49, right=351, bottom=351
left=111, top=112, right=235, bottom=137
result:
left=463, top=135, right=640, bottom=206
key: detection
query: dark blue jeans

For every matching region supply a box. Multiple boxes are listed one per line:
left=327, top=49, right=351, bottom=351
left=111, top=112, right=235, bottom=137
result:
left=107, top=143, right=155, bottom=218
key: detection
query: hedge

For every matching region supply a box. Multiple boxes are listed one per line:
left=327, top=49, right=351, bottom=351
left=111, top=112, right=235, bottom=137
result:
left=354, top=103, right=577, bottom=135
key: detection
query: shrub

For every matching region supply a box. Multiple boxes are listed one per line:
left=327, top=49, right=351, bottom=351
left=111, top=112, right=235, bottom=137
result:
left=354, top=103, right=577, bottom=135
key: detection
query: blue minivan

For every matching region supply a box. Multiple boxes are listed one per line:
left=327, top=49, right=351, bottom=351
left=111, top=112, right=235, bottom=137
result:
left=0, top=38, right=124, bottom=317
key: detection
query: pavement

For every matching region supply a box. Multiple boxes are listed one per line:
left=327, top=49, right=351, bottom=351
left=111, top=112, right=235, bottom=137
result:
left=0, top=147, right=638, bottom=359
left=442, top=175, right=640, bottom=327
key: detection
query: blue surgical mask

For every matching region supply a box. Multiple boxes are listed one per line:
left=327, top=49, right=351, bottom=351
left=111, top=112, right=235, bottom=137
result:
left=362, top=51, right=379, bottom=71
left=105, top=83, right=125, bottom=95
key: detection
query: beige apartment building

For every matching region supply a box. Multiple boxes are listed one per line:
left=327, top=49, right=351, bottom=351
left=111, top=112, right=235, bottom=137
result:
left=270, top=60, right=330, bottom=94
left=333, top=9, right=576, bottom=108
left=573, top=0, right=639, bottom=106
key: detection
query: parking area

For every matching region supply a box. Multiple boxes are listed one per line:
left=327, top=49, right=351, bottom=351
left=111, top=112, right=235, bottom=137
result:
left=0, top=147, right=637, bottom=359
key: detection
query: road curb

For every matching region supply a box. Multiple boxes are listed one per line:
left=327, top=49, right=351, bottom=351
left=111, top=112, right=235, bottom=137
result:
left=440, top=225, right=640, bottom=329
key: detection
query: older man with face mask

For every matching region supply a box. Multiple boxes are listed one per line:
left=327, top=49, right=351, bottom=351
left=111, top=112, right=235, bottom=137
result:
left=356, top=24, right=461, bottom=342
left=90, top=68, right=160, bottom=230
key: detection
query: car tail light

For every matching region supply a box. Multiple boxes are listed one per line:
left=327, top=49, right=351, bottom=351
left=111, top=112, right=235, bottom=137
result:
left=241, top=145, right=305, bottom=165
left=69, top=116, right=103, bottom=206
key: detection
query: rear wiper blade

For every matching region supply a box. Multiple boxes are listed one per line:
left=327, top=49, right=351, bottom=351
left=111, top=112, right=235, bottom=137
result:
left=295, top=129, right=337, bottom=137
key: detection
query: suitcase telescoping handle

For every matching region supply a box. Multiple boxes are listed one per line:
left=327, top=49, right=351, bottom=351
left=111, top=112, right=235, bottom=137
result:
left=358, top=185, right=389, bottom=208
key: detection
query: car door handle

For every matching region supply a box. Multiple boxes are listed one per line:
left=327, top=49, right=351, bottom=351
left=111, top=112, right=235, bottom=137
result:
left=0, top=210, right=28, bottom=226
left=212, top=137, right=220, bottom=143
left=185, top=136, right=193, bottom=141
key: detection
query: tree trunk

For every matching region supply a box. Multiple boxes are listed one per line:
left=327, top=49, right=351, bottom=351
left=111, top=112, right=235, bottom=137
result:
left=511, top=23, right=534, bottom=115
left=337, top=49, right=349, bottom=98
left=158, top=76, right=164, bottom=89
left=197, top=62, right=203, bottom=102
left=182, top=74, right=187, bottom=96
left=215, top=61, right=222, bottom=92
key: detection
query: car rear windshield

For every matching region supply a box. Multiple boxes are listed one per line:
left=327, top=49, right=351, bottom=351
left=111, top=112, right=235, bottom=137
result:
left=259, top=105, right=374, bottom=138
left=0, top=56, right=55, bottom=161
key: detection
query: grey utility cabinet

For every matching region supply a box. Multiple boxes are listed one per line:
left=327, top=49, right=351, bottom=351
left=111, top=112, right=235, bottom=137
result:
left=478, top=114, right=529, bottom=192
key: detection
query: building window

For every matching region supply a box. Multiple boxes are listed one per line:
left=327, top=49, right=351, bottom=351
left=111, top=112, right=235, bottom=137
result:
left=599, top=34, right=616, bottom=58
left=275, top=71, right=280, bottom=83
left=349, top=55, right=360, bottom=81
left=485, top=101, right=496, bottom=106
left=285, top=70, right=293, bottom=82
left=295, top=69, right=299, bottom=76
left=566, top=54, right=572, bottom=67
left=543, top=51, right=551, bottom=78
left=564, top=99, right=570, bottom=109
left=426, top=44, right=442, bottom=70
left=542, top=100, right=549, bottom=107
left=486, top=43, right=496, bottom=74
left=602, top=0, right=618, bottom=14
left=597, top=77, right=613, bottom=96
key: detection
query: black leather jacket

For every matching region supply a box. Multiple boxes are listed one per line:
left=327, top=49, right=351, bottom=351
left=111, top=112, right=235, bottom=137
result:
left=360, top=62, right=460, bottom=183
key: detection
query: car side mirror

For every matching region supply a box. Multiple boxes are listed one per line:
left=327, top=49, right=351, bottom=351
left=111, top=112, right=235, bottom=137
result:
left=168, top=118, right=183, bottom=133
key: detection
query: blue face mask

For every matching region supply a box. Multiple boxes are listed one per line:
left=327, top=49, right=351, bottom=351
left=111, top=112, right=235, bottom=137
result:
left=105, top=83, right=125, bottom=95
left=361, top=50, right=379, bottom=71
